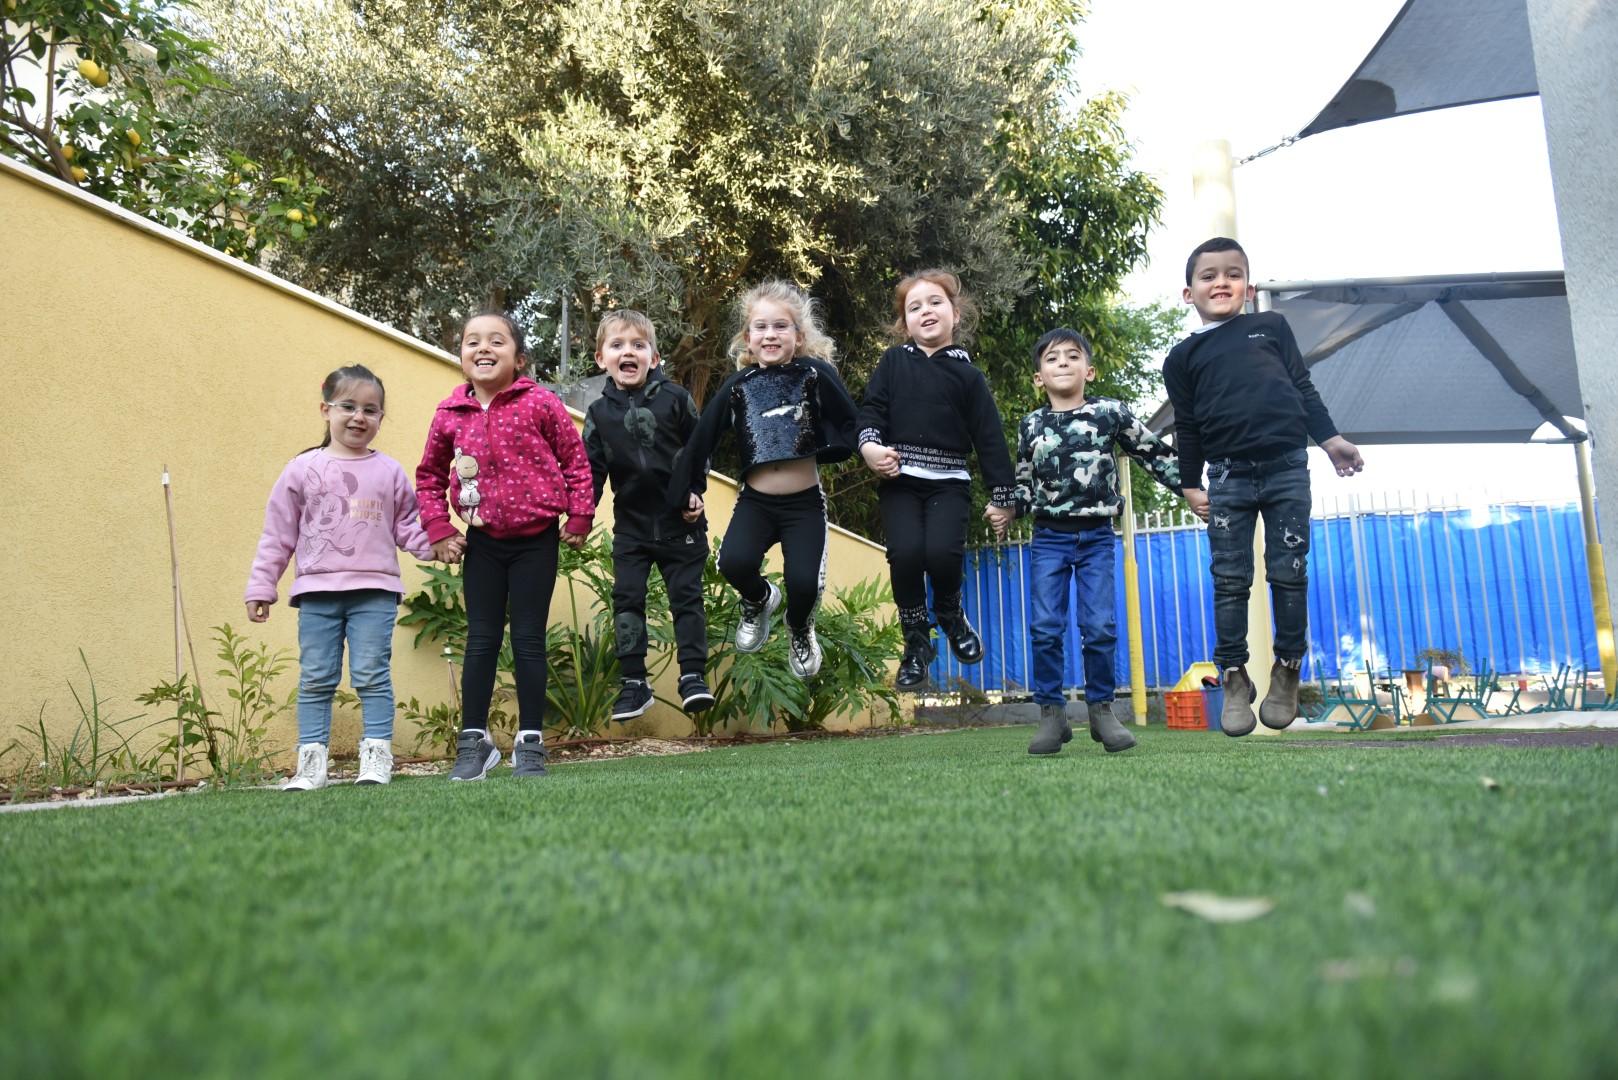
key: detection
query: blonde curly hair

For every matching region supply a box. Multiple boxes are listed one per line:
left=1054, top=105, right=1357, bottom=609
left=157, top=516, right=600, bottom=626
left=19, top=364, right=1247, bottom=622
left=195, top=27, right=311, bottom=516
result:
left=726, top=280, right=838, bottom=368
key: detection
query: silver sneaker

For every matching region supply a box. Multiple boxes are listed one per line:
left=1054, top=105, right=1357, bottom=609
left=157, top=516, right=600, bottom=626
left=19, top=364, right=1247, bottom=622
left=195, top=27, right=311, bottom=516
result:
left=788, top=623, right=822, bottom=678
left=449, top=729, right=501, bottom=781
left=512, top=732, right=548, bottom=778
left=282, top=743, right=329, bottom=791
left=734, top=581, right=782, bottom=653
left=355, top=738, right=393, bottom=785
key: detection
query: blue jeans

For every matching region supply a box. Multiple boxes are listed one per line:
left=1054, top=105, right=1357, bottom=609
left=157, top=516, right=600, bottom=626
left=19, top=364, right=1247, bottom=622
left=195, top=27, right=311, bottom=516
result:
left=1205, top=449, right=1312, bottom=668
left=1029, top=526, right=1117, bottom=706
left=296, top=589, right=399, bottom=744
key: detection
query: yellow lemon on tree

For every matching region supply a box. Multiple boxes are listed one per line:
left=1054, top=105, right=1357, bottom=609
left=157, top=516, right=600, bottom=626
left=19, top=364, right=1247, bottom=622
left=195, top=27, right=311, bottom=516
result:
left=70, top=166, right=88, bottom=183
left=306, top=215, right=318, bottom=226
left=61, top=144, right=76, bottom=160
left=285, top=208, right=303, bottom=223
left=76, top=59, right=100, bottom=81
left=126, top=129, right=141, bottom=147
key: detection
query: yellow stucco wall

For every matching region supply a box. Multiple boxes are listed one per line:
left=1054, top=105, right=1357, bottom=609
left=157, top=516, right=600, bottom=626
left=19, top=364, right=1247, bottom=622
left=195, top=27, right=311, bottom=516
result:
left=0, top=158, right=894, bottom=767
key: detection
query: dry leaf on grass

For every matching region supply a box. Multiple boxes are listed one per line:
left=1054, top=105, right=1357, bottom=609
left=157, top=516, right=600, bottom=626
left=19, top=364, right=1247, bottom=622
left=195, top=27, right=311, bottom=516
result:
left=1161, top=891, right=1275, bottom=923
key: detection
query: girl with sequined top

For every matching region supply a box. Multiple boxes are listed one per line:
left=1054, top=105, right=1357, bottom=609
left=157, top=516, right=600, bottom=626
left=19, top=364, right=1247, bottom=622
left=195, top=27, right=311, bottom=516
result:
left=416, top=311, right=595, bottom=782
left=856, top=269, right=1018, bottom=691
left=670, top=280, right=858, bottom=679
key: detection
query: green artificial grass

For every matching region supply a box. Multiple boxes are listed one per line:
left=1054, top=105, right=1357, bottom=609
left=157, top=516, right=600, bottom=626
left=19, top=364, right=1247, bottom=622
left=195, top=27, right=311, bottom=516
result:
left=2, top=726, right=1616, bottom=1078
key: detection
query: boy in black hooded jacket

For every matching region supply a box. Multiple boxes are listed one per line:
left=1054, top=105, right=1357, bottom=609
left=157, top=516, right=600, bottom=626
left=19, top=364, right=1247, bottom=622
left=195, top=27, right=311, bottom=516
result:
left=582, top=311, right=714, bottom=722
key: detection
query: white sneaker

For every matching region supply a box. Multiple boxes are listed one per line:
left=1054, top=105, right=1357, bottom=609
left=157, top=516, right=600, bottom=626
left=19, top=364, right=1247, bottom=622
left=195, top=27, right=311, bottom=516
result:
left=282, top=743, right=329, bottom=791
left=788, top=623, right=822, bottom=678
left=356, top=738, right=393, bottom=785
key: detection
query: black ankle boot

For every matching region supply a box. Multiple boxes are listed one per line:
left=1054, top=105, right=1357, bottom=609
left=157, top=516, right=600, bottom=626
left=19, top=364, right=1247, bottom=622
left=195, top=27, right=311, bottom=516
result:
left=895, top=629, right=936, bottom=690
left=933, top=597, right=984, bottom=665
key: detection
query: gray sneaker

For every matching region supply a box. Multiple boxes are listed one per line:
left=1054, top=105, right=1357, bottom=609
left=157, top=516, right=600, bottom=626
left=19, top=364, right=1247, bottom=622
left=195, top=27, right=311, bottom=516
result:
left=787, top=623, right=822, bottom=678
left=734, top=581, right=782, bottom=653
left=449, top=729, right=501, bottom=781
left=512, top=732, right=548, bottom=778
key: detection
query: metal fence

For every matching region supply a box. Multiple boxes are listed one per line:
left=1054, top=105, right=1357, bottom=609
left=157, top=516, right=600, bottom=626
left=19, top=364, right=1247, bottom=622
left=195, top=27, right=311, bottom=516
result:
left=937, top=496, right=1600, bottom=693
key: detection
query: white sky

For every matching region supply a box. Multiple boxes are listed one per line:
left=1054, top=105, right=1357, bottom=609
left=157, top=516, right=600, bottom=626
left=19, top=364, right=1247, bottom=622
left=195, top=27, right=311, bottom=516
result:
left=1073, top=0, right=1581, bottom=509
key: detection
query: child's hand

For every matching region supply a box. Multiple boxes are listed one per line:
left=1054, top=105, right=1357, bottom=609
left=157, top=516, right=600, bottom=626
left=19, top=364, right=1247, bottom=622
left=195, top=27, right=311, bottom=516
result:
left=245, top=600, right=270, bottom=623
left=432, top=537, right=464, bottom=564
left=1322, top=435, right=1364, bottom=476
left=983, top=503, right=1014, bottom=541
left=562, top=529, right=587, bottom=550
left=861, top=443, right=901, bottom=478
left=683, top=493, right=705, bottom=523
left=1183, top=488, right=1210, bottom=522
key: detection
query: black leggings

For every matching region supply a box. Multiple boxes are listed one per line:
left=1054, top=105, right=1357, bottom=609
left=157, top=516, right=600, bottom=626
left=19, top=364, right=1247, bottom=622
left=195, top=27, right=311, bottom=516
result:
left=461, top=525, right=559, bottom=733
left=879, top=475, right=971, bottom=617
left=717, top=486, right=826, bottom=630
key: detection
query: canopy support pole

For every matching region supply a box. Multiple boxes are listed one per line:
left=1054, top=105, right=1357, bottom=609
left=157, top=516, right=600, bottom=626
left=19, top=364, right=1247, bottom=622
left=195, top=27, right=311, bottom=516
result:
left=1573, top=438, right=1617, bottom=692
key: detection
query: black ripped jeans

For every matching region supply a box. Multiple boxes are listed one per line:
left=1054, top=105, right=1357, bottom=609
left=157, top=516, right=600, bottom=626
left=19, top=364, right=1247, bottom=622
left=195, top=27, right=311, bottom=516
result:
left=1204, top=449, right=1312, bottom=668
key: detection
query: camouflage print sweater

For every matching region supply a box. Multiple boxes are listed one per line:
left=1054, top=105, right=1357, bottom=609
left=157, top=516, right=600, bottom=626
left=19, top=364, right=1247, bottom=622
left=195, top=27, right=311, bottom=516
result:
left=1013, top=398, right=1181, bottom=529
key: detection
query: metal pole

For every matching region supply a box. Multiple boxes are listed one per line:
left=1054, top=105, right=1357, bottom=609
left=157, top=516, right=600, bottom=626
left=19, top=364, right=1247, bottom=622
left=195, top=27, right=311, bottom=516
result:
left=1348, top=493, right=1377, bottom=671
left=559, top=288, right=571, bottom=382
left=1529, top=502, right=1557, bottom=671
left=1416, top=491, right=1434, bottom=656
left=1143, top=513, right=1160, bottom=689
left=1574, top=438, right=1617, bottom=691
left=1501, top=498, right=1526, bottom=673
left=1471, top=502, right=1497, bottom=667
left=1546, top=499, right=1574, bottom=666
left=1166, top=513, right=1184, bottom=684
left=1119, top=453, right=1148, bottom=726
left=1322, top=498, right=1344, bottom=678
left=1380, top=492, right=1407, bottom=669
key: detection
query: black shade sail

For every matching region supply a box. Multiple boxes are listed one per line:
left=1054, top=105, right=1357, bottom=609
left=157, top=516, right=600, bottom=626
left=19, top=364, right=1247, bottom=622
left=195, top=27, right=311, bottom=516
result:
left=1299, top=0, right=1538, bottom=139
left=1145, top=272, right=1582, bottom=446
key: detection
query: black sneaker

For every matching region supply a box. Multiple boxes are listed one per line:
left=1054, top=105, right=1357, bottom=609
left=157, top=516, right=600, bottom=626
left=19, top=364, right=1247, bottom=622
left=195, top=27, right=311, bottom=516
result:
left=611, top=677, right=654, bottom=721
left=678, top=673, right=715, bottom=713
left=448, top=729, right=500, bottom=781
left=511, top=731, right=548, bottom=777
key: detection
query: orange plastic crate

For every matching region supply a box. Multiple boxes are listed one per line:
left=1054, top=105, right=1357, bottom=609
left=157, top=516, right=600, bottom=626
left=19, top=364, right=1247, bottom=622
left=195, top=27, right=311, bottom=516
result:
left=1165, top=690, right=1207, bottom=730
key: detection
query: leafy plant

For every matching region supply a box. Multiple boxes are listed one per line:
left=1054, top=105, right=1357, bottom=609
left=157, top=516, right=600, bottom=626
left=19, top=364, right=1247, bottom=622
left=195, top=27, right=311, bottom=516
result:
left=8, top=651, right=160, bottom=795
left=1416, top=647, right=1470, bottom=676
left=207, top=624, right=291, bottom=784
left=400, top=696, right=460, bottom=761
left=136, top=672, right=221, bottom=780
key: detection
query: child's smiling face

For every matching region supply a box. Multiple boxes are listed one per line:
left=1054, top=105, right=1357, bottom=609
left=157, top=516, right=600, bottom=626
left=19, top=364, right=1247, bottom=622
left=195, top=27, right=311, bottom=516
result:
left=902, top=279, right=959, bottom=352
left=595, top=318, right=659, bottom=389
left=1034, top=339, right=1094, bottom=402
left=1184, top=250, right=1254, bottom=323
left=745, top=299, right=800, bottom=366
left=319, top=379, right=384, bottom=456
left=459, top=315, right=523, bottom=395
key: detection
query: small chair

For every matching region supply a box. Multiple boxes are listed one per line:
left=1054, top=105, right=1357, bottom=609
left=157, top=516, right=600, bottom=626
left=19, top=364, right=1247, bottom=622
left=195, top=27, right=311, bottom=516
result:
left=1310, top=669, right=1381, bottom=730
left=1425, top=661, right=1495, bottom=724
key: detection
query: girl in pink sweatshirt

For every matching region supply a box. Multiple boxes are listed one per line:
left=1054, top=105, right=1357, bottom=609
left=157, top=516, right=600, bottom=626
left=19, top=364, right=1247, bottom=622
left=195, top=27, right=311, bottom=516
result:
left=416, top=311, right=595, bottom=781
left=245, top=364, right=436, bottom=791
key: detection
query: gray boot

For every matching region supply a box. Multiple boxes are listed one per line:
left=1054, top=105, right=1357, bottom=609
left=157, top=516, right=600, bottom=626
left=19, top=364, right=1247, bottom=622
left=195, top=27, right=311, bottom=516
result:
left=1259, top=658, right=1302, bottom=729
left=1221, top=665, right=1257, bottom=737
left=1028, top=704, right=1067, bottom=755
left=1087, top=699, right=1137, bottom=753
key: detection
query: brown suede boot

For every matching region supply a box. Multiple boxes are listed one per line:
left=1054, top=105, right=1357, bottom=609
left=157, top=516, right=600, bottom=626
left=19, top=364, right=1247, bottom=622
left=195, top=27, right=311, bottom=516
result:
left=1221, top=665, right=1257, bottom=737
left=1259, top=657, right=1303, bottom=729
left=1086, top=699, right=1137, bottom=753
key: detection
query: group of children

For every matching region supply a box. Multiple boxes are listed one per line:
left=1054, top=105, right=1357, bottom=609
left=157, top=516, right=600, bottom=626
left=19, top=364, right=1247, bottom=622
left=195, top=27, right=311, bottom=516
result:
left=244, top=238, right=1362, bottom=788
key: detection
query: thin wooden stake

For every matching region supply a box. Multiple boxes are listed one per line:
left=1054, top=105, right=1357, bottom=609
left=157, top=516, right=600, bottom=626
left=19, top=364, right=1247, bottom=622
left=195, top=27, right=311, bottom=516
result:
left=163, top=466, right=185, bottom=783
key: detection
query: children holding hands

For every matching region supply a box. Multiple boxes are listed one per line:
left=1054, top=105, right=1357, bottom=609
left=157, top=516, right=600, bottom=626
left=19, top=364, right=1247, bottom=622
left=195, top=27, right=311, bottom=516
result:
left=1164, top=238, right=1363, bottom=736
left=416, top=312, right=595, bottom=779
left=582, top=310, right=715, bottom=722
left=670, top=280, right=859, bottom=679
left=1000, top=331, right=1181, bottom=755
left=244, top=365, right=437, bottom=790
left=857, top=269, right=1017, bottom=690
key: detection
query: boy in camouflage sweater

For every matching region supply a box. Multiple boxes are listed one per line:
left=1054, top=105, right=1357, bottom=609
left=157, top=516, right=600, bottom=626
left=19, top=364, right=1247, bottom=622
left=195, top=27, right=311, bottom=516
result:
left=996, top=329, right=1182, bottom=755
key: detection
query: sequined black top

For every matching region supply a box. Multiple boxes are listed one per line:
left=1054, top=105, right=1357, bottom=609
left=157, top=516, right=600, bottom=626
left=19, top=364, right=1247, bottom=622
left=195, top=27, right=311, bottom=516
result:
left=671, top=357, right=857, bottom=499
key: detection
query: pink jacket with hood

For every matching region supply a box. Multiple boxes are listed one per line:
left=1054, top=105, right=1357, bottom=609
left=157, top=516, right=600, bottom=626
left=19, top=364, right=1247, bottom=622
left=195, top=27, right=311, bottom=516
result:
left=416, top=377, right=595, bottom=544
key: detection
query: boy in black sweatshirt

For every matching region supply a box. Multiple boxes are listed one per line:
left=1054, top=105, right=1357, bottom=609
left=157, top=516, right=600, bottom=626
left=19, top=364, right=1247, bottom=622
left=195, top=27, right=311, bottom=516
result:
left=582, top=311, right=714, bottom=722
left=1163, top=238, right=1363, bottom=736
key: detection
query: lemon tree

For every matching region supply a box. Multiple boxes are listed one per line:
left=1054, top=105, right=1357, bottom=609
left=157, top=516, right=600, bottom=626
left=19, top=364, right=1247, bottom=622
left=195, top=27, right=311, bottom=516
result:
left=0, top=0, right=321, bottom=261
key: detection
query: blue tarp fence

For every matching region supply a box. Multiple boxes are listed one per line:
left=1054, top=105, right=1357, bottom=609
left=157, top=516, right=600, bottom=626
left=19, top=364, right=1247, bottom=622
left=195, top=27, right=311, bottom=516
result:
left=938, top=499, right=1600, bottom=693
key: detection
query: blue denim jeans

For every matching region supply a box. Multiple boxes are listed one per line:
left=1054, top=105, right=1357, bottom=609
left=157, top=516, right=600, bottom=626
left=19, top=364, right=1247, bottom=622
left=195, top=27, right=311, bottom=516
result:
left=296, top=589, right=399, bottom=744
left=1029, top=525, right=1117, bottom=706
left=1205, top=449, right=1312, bottom=668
